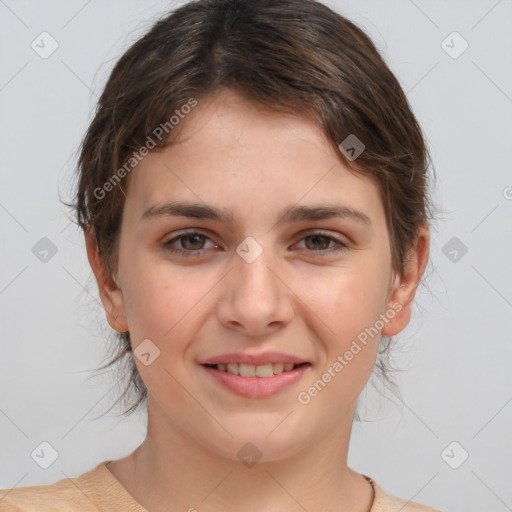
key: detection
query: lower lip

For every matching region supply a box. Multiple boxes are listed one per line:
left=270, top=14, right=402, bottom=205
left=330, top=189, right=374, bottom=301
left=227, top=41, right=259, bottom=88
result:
left=201, top=364, right=311, bottom=398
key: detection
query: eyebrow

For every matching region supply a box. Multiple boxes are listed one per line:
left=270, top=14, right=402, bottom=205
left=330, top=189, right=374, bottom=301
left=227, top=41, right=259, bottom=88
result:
left=140, top=201, right=372, bottom=226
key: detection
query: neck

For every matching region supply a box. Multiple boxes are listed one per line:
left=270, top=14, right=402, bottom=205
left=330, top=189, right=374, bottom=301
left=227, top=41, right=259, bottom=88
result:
left=111, top=397, right=374, bottom=512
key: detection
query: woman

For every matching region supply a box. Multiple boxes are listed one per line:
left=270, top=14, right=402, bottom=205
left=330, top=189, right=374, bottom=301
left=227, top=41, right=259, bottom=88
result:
left=0, top=0, right=440, bottom=510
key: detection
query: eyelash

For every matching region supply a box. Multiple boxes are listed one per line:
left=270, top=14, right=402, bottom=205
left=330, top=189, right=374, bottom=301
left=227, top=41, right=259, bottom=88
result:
left=163, top=229, right=349, bottom=258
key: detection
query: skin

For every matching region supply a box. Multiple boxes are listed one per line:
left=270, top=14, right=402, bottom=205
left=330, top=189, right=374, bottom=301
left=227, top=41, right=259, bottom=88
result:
left=86, top=88, right=429, bottom=512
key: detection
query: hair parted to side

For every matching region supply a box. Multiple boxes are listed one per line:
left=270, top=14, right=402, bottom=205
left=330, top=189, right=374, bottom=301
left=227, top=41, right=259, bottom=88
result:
left=66, top=0, right=435, bottom=417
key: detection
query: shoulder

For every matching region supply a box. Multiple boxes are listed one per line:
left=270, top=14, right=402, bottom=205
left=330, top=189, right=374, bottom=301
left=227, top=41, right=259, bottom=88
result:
left=0, top=462, right=110, bottom=512
left=365, top=476, right=442, bottom=512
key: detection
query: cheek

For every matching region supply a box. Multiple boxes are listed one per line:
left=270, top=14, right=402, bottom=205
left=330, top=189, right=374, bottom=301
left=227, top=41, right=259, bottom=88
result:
left=296, top=264, right=391, bottom=400
left=305, top=263, right=390, bottom=341
left=297, top=275, right=386, bottom=408
left=121, top=260, right=212, bottom=352
left=122, top=269, right=207, bottom=397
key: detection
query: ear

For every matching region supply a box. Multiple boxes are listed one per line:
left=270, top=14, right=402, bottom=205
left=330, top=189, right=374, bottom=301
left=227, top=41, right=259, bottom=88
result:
left=381, top=223, right=430, bottom=336
left=85, top=228, right=129, bottom=333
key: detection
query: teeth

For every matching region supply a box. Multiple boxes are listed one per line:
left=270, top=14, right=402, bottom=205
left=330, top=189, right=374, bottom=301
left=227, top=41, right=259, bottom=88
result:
left=227, top=363, right=239, bottom=375
left=213, top=362, right=302, bottom=377
left=255, top=364, right=273, bottom=378
left=239, top=363, right=256, bottom=377
left=273, top=363, right=284, bottom=374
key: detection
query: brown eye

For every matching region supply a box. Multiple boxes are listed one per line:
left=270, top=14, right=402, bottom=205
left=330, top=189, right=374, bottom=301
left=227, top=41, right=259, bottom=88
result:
left=164, top=231, right=218, bottom=256
left=179, top=234, right=207, bottom=250
left=303, top=234, right=333, bottom=251
left=294, top=231, right=349, bottom=258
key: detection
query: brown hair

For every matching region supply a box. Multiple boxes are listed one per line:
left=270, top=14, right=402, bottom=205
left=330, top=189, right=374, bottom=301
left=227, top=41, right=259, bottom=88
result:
left=68, top=0, right=435, bottom=417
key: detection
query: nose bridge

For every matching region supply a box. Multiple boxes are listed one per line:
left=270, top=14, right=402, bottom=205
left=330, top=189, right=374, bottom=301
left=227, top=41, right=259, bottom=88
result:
left=233, top=241, right=280, bottom=305
left=217, top=236, right=294, bottom=333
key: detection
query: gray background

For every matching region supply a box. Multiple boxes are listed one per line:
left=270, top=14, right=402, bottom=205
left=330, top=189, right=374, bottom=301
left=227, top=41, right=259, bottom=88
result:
left=0, top=1, right=511, bottom=510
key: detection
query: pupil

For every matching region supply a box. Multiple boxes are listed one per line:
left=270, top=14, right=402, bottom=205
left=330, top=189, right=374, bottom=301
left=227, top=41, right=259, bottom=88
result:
left=183, top=234, right=203, bottom=250
left=307, top=235, right=328, bottom=250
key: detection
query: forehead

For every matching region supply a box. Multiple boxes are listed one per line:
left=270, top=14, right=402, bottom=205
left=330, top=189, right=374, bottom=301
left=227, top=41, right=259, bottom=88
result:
left=123, top=90, right=385, bottom=227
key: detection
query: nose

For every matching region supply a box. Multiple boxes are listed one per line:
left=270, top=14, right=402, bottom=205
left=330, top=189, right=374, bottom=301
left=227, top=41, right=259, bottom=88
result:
left=215, top=247, right=295, bottom=337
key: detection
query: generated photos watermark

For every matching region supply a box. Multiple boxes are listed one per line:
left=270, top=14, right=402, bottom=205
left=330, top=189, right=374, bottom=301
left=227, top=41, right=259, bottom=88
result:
left=93, top=97, right=198, bottom=200
left=297, top=302, right=402, bottom=405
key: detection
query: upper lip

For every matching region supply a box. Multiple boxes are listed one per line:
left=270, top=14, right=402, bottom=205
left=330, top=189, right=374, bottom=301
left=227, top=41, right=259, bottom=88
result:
left=200, top=351, right=310, bottom=366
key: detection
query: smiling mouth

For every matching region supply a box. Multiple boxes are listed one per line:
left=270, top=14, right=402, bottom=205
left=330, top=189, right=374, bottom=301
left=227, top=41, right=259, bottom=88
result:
left=202, top=362, right=310, bottom=378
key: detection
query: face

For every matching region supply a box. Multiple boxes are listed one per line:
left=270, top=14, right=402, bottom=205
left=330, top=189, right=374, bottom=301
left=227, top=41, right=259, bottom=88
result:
left=88, top=89, right=428, bottom=462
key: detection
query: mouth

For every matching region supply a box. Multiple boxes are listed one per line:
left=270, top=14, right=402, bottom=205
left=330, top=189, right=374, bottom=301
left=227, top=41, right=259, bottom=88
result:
left=202, top=362, right=310, bottom=378
left=200, top=361, right=311, bottom=398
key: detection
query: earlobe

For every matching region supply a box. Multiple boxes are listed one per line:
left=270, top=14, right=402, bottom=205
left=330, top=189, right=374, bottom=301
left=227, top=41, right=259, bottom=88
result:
left=381, top=224, right=430, bottom=337
left=85, top=228, right=129, bottom=333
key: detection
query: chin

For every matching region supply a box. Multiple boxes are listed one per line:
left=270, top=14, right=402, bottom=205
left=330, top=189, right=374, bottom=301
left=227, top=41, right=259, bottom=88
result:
left=205, top=418, right=309, bottom=462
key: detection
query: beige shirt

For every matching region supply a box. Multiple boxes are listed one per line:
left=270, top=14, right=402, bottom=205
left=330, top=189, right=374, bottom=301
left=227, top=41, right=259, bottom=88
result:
left=0, top=461, right=440, bottom=511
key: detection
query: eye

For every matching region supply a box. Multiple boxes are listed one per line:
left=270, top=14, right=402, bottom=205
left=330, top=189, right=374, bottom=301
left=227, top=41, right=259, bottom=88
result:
left=163, top=230, right=218, bottom=256
left=162, top=229, right=348, bottom=258
left=294, top=231, right=348, bottom=257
